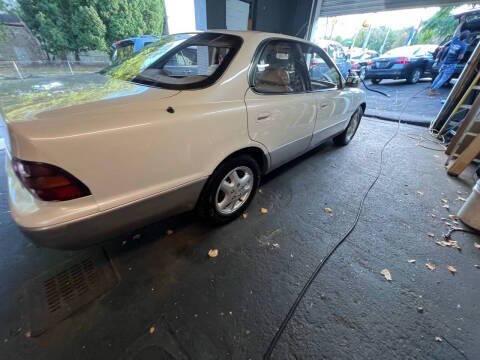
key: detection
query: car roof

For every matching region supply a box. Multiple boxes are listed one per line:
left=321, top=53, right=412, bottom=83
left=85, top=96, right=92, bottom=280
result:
left=454, top=8, right=480, bottom=18
left=196, top=29, right=319, bottom=47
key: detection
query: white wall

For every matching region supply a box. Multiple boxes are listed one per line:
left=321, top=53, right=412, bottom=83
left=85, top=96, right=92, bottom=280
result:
left=164, top=0, right=198, bottom=33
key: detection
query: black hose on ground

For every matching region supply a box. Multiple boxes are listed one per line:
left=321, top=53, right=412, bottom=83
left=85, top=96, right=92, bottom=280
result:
left=360, top=78, right=390, bottom=97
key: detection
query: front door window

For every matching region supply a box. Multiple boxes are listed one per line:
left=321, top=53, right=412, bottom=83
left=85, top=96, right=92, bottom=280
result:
left=302, top=45, right=341, bottom=90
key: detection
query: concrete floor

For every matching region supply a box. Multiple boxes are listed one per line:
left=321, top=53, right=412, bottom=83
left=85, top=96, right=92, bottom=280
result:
left=0, top=118, right=479, bottom=360
left=364, top=79, right=450, bottom=126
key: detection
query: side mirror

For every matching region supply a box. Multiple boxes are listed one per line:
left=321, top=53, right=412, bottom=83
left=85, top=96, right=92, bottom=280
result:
left=345, top=73, right=360, bottom=88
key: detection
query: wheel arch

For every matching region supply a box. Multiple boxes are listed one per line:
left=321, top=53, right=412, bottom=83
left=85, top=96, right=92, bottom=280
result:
left=219, top=146, right=270, bottom=175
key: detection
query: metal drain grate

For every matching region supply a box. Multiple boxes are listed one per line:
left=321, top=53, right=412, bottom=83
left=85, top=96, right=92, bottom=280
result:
left=24, top=250, right=119, bottom=336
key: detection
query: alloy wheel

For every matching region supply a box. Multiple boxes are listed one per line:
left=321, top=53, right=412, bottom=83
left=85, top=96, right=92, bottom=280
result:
left=215, top=166, right=254, bottom=215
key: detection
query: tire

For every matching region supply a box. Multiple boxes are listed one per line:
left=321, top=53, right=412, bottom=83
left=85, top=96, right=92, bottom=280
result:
left=197, top=154, right=260, bottom=224
left=370, top=78, right=381, bottom=85
left=406, top=68, right=422, bottom=84
left=333, top=107, right=363, bottom=146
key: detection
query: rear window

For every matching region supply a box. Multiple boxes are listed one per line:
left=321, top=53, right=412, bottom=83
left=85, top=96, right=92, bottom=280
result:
left=102, top=33, right=243, bottom=90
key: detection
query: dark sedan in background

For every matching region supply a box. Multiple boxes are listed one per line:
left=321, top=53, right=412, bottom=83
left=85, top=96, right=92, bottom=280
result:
left=365, top=44, right=437, bottom=84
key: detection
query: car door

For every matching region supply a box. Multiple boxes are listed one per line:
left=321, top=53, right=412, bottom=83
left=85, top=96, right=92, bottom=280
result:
left=245, top=40, right=316, bottom=169
left=302, top=45, right=351, bottom=147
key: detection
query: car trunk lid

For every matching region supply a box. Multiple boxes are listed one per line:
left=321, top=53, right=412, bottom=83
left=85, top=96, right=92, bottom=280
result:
left=1, top=73, right=179, bottom=158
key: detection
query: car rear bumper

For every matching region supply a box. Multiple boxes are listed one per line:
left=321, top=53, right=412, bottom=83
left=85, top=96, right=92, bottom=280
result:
left=365, top=69, right=407, bottom=79
left=8, top=155, right=206, bottom=249
left=18, top=180, right=205, bottom=249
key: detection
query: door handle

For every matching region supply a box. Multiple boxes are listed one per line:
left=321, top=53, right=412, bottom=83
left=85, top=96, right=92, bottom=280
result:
left=257, top=112, right=272, bottom=121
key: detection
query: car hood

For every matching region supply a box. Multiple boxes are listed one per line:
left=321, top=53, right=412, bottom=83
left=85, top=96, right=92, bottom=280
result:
left=1, top=73, right=179, bottom=124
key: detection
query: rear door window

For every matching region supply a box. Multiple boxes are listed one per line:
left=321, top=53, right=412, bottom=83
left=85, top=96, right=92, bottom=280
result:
left=252, top=40, right=308, bottom=94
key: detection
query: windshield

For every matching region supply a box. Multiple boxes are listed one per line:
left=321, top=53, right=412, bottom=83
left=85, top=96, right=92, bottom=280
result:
left=383, top=46, right=433, bottom=57
left=102, top=33, right=243, bottom=90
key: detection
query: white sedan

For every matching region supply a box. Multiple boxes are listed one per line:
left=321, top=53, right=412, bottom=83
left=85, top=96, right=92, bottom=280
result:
left=2, top=31, right=365, bottom=249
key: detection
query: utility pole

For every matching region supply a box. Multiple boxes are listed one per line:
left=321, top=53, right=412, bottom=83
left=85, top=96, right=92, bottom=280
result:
left=362, top=25, right=372, bottom=50
left=379, top=28, right=391, bottom=54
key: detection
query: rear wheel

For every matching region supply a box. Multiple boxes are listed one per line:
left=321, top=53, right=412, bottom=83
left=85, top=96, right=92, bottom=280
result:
left=370, top=78, right=381, bottom=85
left=333, top=107, right=363, bottom=146
left=406, top=68, right=422, bottom=84
left=197, top=155, right=260, bottom=224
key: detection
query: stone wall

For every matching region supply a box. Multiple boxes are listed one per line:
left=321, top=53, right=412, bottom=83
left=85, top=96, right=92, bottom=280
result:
left=0, top=24, right=47, bottom=61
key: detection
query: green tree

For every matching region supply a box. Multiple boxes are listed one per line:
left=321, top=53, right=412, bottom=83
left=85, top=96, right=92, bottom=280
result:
left=71, top=5, right=106, bottom=58
left=416, top=6, right=457, bottom=44
left=17, top=0, right=164, bottom=59
left=352, top=26, right=410, bottom=53
left=0, top=0, right=6, bottom=41
left=95, top=0, right=165, bottom=47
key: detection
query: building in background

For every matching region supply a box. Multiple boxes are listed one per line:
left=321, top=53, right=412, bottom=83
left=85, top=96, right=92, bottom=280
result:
left=0, top=12, right=47, bottom=61
left=163, top=0, right=313, bottom=38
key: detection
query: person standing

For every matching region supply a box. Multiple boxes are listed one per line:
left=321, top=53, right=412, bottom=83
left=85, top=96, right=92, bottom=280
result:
left=428, top=20, right=470, bottom=96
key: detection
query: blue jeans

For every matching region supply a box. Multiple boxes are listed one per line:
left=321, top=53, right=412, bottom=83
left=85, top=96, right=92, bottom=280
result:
left=431, top=63, right=456, bottom=90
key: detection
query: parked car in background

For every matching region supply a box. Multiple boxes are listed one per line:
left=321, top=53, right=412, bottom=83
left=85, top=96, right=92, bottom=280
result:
left=365, top=44, right=437, bottom=84
left=316, top=39, right=352, bottom=78
left=111, top=35, right=159, bottom=64
left=3, top=31, right=365, bottom=249
left=349, top=48, right=379, bottom=80
left=432, top=8, right=480, bottom=84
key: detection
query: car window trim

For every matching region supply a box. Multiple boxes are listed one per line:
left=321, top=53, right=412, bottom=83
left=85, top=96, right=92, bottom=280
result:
left=248, top=38, right=312, bottom=96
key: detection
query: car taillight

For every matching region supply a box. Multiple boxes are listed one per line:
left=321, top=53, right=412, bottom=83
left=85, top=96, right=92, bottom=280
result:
left=12, top=159, right=91, bottom=201
left=396, top=57, right=410, bottom=64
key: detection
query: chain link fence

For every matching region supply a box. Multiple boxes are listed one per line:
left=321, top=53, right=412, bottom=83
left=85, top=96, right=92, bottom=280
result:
left=0, top=60, right=110, bottom=80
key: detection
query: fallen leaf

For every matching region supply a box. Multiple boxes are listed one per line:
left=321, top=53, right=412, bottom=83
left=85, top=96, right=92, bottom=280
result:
left=208, top=249, right=219, bottom=258
left=380, top=269, right=392, bottom=281
left=242, top=213, right=248, bottom=219
left=408, top=259, right=416, bottom=263
left=435, top=336, right=443, bottom=342
left=426, top=263, right=436, bottom=271
left=166, top=229, right=174, bottom=235
left=442, top=204, right=450, bottom=210
left=260, top=208, right=268, bottom=214
left=447, top=265, right=457, bottom=274
left=149, top=326, right=155, bottom=334
left=435, top=240, right=461, bottom=250
left=441, top=199, right=448, bottom=204
left=272, top=243, right=280, bottom=248
left=474, top=243, right=480, bottom=249
left=427, top=233, right=435, bottom=238
left=417, top=191, right=424, bottom=196
left=457, top=197, right=467, bottom=202
left=448, top=214, right=459, bottom=221
left=324, top=207, right=333, bottom=215
left=431, top=214, right=437, bottom=218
